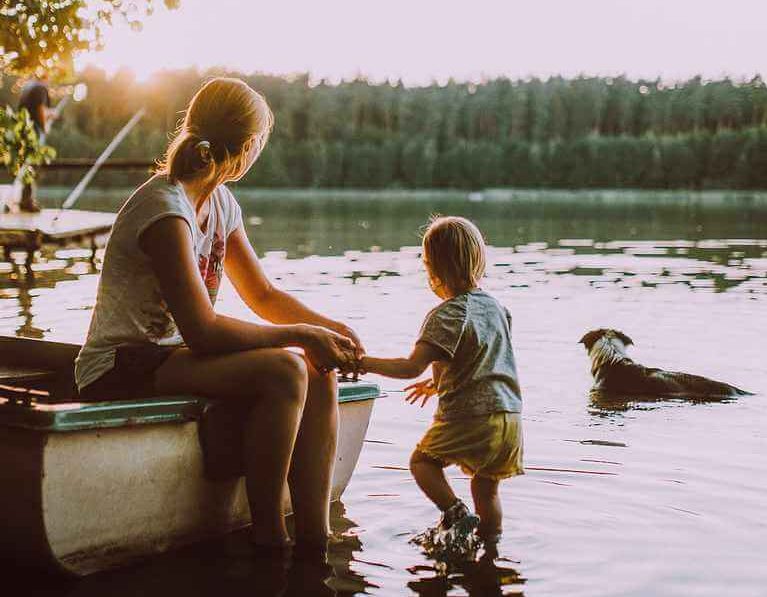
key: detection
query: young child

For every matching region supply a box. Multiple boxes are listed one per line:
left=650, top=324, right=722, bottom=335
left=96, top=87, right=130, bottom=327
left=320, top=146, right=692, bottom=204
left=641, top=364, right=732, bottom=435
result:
left=359, top=216, right=524, bottom=545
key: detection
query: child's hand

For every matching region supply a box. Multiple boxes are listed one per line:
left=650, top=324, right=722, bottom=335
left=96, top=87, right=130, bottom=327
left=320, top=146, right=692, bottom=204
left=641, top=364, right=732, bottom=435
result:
left=338, top=355, right=362, bottom=381
left=404, top=378, right=436, bottom=407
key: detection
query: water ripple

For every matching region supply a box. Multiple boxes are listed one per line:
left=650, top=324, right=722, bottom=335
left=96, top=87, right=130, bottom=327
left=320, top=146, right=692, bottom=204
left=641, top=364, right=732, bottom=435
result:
left=1, top=194, right=766, bottom=595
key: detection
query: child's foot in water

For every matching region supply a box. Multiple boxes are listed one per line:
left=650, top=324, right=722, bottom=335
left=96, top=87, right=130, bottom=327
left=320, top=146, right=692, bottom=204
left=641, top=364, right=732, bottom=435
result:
left=440, top=499, right=480, bottom=542
left=411, top=499, right=480, bottom=556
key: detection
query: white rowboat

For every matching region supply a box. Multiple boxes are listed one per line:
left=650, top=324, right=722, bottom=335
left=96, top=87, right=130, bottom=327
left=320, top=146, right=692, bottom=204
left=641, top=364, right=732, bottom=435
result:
left=0, top=336, right=380, bottom=576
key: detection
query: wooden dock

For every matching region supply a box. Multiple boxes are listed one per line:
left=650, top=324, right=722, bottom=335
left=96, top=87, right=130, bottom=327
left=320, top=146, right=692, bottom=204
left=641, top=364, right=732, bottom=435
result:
left=0, top=208, right=115, bottom=266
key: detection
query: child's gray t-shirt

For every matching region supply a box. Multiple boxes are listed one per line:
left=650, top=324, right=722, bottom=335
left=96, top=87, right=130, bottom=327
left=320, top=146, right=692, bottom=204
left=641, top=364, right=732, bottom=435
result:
left=417, top=289, right=522, bottom=421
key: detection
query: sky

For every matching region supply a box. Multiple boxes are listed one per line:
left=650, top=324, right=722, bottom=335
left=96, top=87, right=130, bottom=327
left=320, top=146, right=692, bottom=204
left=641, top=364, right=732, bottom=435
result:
left=80, top=0, right=767, bottom=84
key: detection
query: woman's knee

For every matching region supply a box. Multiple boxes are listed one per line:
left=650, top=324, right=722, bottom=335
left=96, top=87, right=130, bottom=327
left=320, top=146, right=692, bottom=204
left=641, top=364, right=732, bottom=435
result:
left=305, top=358, right=338, bottom=408
left=258, top=350, right=309, bottom=403
left=307, top=359, right=337, bottom=392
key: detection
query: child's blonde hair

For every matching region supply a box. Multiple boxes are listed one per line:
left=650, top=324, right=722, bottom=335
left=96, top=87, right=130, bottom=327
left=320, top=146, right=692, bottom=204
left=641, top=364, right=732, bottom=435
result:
left=157, top=77, right=273, bottom=187
left=422, top=216, right=487, bottom=294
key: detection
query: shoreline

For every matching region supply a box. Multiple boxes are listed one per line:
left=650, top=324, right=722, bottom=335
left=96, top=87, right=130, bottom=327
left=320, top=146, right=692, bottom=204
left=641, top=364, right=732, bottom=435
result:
left=35, top=186, right=767, bottom=207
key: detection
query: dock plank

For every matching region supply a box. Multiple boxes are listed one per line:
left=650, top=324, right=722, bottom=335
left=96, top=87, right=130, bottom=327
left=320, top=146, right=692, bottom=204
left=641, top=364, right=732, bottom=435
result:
left=1, top=209, right=115, bottom=263
left=0, top=365, right=57, bottom=385
left=0, top=209, right=115, bottom=240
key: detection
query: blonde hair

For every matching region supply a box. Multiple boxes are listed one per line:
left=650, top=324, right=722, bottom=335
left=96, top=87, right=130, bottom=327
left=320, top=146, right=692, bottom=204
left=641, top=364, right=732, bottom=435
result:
left=157, top=77, right=273, bottom=187
left=422, top=216, right=487, bottom=294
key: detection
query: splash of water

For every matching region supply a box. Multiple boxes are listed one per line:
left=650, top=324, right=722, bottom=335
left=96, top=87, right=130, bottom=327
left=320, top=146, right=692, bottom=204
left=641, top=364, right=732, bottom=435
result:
left=409, top=520, right=484, bottom=572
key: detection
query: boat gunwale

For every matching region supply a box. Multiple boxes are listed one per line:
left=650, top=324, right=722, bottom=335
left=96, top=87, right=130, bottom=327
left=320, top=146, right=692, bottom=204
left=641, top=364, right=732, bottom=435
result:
left=0, top=381, right=381, bottom=432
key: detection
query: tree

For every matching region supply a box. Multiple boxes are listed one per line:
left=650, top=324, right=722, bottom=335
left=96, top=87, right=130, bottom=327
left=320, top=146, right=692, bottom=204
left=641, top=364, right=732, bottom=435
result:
left=0, top=0, right=180, bottom=80
left=9, top=66, right=767, bottom=190
left=0, top=106, right=55, bottom=183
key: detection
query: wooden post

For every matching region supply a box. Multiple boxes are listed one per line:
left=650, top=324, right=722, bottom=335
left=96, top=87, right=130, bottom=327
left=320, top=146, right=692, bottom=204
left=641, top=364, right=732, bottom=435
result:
left=23, top=231, right=41, bottom=274
left=90, top=235, right=98, bottom=264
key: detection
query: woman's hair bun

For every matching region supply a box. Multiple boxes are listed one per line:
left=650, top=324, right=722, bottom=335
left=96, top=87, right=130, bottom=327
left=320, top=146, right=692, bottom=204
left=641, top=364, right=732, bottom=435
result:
left=157, top=77, right=274, bottom=184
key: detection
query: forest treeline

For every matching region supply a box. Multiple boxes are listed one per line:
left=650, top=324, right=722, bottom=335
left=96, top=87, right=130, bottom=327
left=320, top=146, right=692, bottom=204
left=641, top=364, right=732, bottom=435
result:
left=2, top=68, right=767, bottom=189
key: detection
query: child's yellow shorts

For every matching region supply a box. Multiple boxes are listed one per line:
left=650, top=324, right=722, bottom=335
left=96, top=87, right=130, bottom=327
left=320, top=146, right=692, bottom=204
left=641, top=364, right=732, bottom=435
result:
left=416, top=412, right=524, bottom=481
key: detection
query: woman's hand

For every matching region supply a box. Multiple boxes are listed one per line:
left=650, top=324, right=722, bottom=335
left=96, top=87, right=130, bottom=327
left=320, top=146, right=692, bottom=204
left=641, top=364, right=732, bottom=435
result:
left=301, top=324, right=357, bottom=374
left=404, top=378, right=437, bottom=407
left=328, top=321, right=365, bottom=359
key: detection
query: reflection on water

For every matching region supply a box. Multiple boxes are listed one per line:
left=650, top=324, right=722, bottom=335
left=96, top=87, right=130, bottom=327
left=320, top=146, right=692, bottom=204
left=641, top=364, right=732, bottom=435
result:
left=2, top=189, right=767, bottom=596
left=588, top=390, right=738, bottom=416
left=0, top=251, right=97, bottom=338
left=4, top=501, right=365, bottom=597
left=406, top=552, right=525, bottom=596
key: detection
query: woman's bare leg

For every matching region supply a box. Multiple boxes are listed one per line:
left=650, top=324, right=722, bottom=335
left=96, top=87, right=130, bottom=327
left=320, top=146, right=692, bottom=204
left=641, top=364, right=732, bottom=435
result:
left=288, top=359, right=338, bottom=546
left=471, top=477, right=502, bottom=538
left=154, top=347, right=309, bottom=545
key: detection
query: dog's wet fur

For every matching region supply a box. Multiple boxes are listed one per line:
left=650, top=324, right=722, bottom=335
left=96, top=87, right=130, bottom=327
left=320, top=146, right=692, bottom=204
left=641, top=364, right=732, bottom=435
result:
left=579, top=328, right=752, bottom=400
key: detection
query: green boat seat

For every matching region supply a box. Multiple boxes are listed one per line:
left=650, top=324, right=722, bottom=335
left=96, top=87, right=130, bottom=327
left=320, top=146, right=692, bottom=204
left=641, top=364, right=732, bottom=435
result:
left=0, top=379, right=379, bottom=432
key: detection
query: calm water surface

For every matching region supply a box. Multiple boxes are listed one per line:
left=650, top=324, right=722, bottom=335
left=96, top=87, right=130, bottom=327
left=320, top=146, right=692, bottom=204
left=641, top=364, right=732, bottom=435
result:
left=1, top=189, right=766, bottom=596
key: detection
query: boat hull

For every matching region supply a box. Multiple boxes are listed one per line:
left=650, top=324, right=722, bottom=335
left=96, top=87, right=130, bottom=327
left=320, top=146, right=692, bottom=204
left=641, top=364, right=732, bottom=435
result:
left=0, top=393, right=375, bottom=576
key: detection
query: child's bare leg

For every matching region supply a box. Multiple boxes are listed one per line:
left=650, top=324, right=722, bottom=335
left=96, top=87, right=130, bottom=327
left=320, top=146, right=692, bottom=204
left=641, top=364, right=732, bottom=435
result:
left=471, top=476, right=502, bottom=538
left=409, top=449, right=457, bottom=511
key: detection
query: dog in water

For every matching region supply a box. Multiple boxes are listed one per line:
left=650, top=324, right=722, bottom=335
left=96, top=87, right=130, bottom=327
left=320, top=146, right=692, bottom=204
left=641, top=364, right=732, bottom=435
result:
left=579, top=328, right=752, bottom=399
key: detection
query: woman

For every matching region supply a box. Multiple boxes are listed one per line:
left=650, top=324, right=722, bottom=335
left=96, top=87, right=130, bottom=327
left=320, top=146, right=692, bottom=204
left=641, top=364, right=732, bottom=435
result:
left=75, top=78, right=362, bottom=558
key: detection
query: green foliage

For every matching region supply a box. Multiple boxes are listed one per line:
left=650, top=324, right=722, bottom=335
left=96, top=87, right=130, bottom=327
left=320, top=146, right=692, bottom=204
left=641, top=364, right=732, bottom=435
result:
left=11, top=68, right=767, bottom=190
left=0, top=1, right=180, bottom=80
left=0, top=105, right=55, bottom=184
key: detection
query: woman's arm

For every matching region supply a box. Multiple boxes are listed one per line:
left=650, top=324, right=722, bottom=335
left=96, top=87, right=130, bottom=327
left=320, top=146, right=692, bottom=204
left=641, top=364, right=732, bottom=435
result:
left=35, top=104, right=48, bottom=133
left=360, top=342, right=446, bottom=379
left=140, top=217, right=355, bottom=371
left=224, top=225, right=363, bottom=352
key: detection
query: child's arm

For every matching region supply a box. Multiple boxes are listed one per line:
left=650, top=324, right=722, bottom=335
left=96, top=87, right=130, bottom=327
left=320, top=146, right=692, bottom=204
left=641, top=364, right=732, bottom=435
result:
left=360, top=342, right=445, bottom=379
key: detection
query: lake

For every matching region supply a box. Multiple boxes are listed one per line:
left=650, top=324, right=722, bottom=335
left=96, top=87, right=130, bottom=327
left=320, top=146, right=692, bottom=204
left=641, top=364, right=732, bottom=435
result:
left=1, top=188, right=766, bottom=596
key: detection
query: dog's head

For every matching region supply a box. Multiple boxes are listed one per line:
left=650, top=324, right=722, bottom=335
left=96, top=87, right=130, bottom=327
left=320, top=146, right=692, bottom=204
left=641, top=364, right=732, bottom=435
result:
left=578, top=328, right=634, bottom=351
